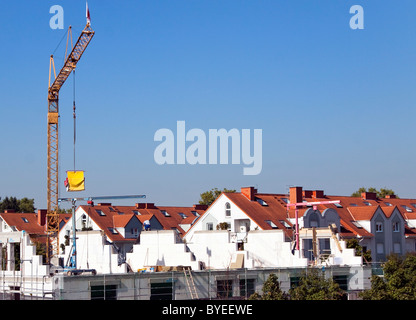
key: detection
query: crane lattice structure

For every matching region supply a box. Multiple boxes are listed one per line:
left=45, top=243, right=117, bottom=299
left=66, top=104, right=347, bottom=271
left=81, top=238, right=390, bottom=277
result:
left=47, top=21, right=94, bottom=264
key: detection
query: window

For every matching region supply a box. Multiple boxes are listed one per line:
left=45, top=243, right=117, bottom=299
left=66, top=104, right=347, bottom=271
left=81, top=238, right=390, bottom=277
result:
left=351, top=221, right=363, bottom=229
left=117, top=212, right=124, bottom=215
left=265, top=220, right=278, bottom=229
left=107, top=227, right=118, bottom=234
left=411, top=203, right=416, bottom=209
left=281, top=198, right=289, bottom=204
left=191, top=211, right=199, bottom=217
left=376, top=222, right=383, bottom=232
left=91, top=285, right=117, bottom=300
left=239, top=279, right=255, bottom=298
left=393, top=222, right=400, bottom=232
left=279, top=220, right=291, bottom=229
left=150, top=282, right=173, bottom=300
left=334, top=203, right=343, bottom=208
left=161, top=210, right=170, bottom=217
left=217, top=280, right=233, bottom=298
left=401, top=205, right=413, bottom=212
left=178, top=212, right=187, bottom=219
left=350, top=203, right=358, bottom=207
left=132, top=210, right=141, bottom=215
left=363, top=201, right=371, bottom=206
left=385, top=202, right=392, bottom=206
left=108, top=207, right=115, bottom=212
left=21, top=218, right=29, bottom=223
left=225, top=202, right=231, bottom=217
left=333, top=275, right=348, bottom=291
left=257, top=199, right=268, bottom=206
left=206, top=223, right=213, bottom=231
left=95, top=209, right=105, bottom=216
left=131, top=228, right=139, bottom=237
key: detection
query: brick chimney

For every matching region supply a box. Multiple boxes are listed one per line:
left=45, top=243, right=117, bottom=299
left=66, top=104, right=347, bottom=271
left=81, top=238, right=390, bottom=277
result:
left=362, top=192, right=377, bottom=200
left=289, top=187, right=303, bottom=204
left=385, top=194, right=396, bottom=199
left=303, top=190, right=313, bottom=198
left=135, top=203, right=156, bottom=209
left=312, top=190, right=325, bottom=198
left=241, top=187, right=257, bottom=201
left=37, top=209, right=47, bottom=226
left=4, top=210, right=15, bottom=213
left=193, top=204, right=208, bottom=210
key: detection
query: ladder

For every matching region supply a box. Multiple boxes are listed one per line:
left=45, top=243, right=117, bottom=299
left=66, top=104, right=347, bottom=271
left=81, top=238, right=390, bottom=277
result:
left=183, top=267, right=198, bottom=299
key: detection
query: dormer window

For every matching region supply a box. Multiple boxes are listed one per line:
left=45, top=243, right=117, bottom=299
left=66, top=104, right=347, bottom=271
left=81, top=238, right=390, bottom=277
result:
left=225, top=202, right=231, bottom=217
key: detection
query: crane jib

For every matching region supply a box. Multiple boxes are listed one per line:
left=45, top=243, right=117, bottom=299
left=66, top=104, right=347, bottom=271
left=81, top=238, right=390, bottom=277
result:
left=49, top=26, right=94, bottom=95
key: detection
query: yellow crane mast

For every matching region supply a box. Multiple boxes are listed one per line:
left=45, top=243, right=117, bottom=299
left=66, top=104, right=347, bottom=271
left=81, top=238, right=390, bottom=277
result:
left=47, top=20, right=94, bottom=264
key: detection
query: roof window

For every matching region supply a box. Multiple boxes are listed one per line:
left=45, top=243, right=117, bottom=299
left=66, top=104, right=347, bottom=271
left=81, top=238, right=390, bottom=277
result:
left=351, top=221, right=363, bottom=229
left=107, top=227, right=118, bottom=234
left=95, top=209, right=105, bottom=216
left=178, top=212, right=187, bottom=219
left=265, top=220, right=278, bottom=229
left=401, top=205, right=413, bottom=212
left=161, top=210, right=170, bottom=217
left=257, top=199, right=268, bottom=206
left=21, top=217, right=29, bottom=223
left=363, top=201, right=371, bottom=206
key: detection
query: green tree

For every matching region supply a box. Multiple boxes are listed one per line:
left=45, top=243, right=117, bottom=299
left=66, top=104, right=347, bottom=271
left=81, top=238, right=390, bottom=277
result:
left=17, top=197, right=36, bottom=213
left=198, top=188, right=236, bottom=206
left=289, top=268, right=345, bottom=300
left=346, top=238, right=372, bottom=264
left=0, top=196, right=35, bottom=213
left=351, top=187, right=397, bottom=198
left=249, top=273, right=288, bottom=300
left=360, top=253, right=416, bottom=300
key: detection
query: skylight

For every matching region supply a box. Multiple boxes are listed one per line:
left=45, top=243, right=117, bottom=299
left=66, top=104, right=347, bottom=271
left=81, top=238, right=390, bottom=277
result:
left=350, top=203, right=358, bottom=207
left=161, top=210, right=170, bottom=217
left=257, top=199, right=268, bottom=206
left=401, top=205, right=413, bottom=212
left=279, top=220, right=291, bottom=229
left=133, top=210, right=141, bottom=215
left=178, top=212, right=187, bottom=219
left=265, top=220, right=278, bottom=229
left=281, top=198, right=289, bottom=204
left=363, top=201, right=371, bottom=206
left=334, top=203, right=343, bottom=208
left=411, top=204, right=416, bottom=209
left=385, top=202, right=392, bottom=206
left=351, top=221, right=363, bottom=229
left=191, top=211, right=199, bottom=217
left=21, top=217, right=29, bottom=223
left=95, top=209, right=105, bottom=216
left=107, top=227, right=118, bottom=234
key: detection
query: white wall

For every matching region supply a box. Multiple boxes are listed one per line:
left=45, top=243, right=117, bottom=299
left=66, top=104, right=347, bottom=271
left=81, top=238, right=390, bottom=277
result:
left=126, top=230, right=200, bottom=271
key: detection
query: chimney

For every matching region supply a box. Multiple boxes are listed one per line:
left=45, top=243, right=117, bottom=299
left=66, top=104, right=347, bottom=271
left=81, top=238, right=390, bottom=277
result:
left=241, top=187, right=257, bottom=201
left=37, top=209, right=47, bottom=226
left=303, top=190, right=313, bottom=198
left=193, top=204, right=208, bottom=210
left=362, top=192, right=377, bottom=200
left=312, top=190, right=325, bottom=198
left=289, top=187, right=303, bottom=204
left=385, top=194, right=396, bottom=199
left=135, top=203, right=156, bottom=209
left=97, top=203, right=112, bottom=206
left=4, top=209, right=15, bottom=213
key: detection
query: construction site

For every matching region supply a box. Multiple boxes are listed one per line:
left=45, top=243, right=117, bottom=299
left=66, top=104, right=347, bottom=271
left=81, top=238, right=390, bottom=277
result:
left=2, top=2, right=416, bottom=303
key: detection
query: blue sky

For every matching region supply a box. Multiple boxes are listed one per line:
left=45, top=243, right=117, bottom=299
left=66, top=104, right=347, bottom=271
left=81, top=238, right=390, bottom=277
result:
left=1, top=1, right=416, bottom=209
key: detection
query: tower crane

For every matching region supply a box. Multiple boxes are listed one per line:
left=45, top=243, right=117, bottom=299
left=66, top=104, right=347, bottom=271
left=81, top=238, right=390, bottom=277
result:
left=47, top=18, right=94, bottom=264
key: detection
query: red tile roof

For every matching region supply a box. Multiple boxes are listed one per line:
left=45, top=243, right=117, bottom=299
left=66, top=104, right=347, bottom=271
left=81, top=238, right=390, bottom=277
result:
left=78, top=204, right=206, bottom=242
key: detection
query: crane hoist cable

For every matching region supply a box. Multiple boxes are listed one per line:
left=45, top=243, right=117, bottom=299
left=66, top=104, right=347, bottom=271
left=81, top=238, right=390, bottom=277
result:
left=73, top=70, right=76, bottom=172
